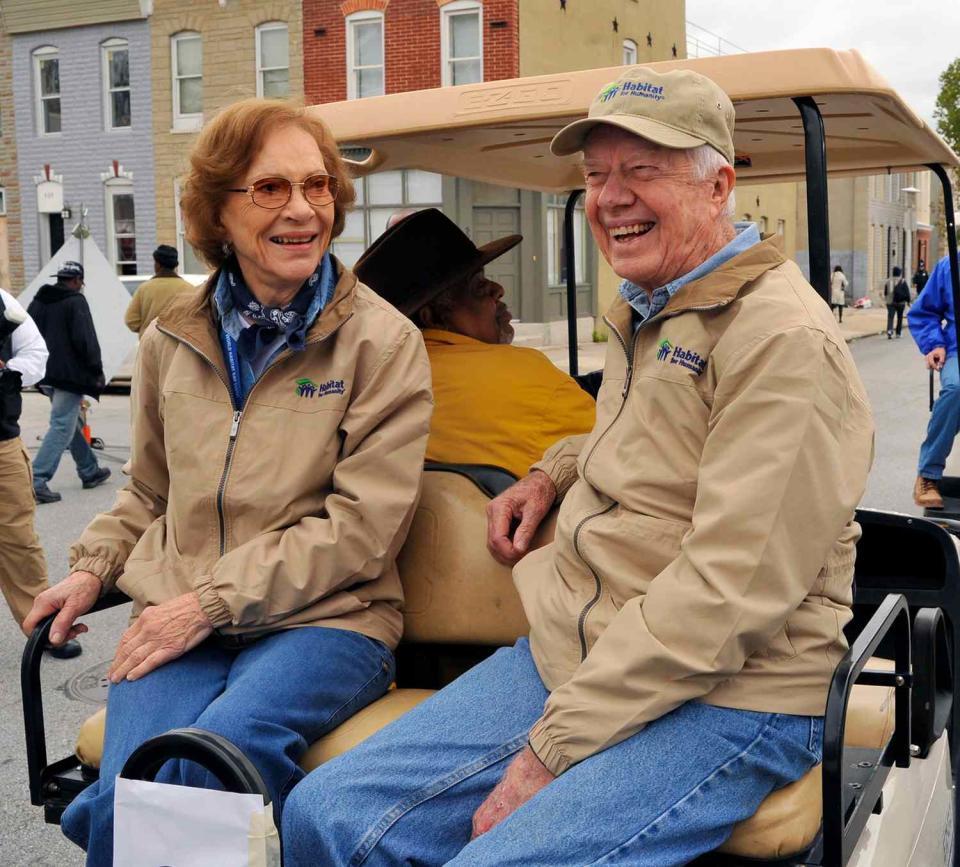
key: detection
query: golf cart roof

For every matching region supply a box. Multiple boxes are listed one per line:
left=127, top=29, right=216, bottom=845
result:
left=314, top=48, right=959, bottom=191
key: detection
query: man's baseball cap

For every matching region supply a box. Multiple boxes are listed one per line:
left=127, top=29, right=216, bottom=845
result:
left=551, top=66, right=736, bottom=164
left=57, top=261, right=85, bottom=280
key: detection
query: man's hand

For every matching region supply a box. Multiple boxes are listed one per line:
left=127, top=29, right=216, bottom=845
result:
left=926, top=347, right=947, bottom=371
left=486, top=470, right=557, bottom=566
left=471, top=746, right=555, bottom=839
left=22, top=570, right=102, bottom=642
left=109, top=592, right=213, bottom=683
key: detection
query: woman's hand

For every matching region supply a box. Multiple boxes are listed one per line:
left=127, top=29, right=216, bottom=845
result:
left=109, top=592, right=214, bottom=683
left=22, top=570, right=102, bottom=642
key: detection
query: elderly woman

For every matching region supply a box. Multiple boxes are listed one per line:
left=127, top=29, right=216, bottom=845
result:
left=24, top=99, right=433, bottom=866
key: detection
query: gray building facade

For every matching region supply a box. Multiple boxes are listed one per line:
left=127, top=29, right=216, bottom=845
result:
left=12, top=17, right=155, bottom=279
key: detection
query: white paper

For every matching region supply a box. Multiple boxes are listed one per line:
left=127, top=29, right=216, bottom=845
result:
left=113, top=776, right=278, bottom=867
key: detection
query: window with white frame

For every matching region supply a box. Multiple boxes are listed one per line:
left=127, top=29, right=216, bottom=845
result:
left=102, top=38, right=132, bottom=130
left=546, top=194, right=586, bottom=286
left=0, top=188, right=6, bottom=216
left=441, top=1, right=482, bottom=86
left=256, top=22, right=289, bottom=98
left=105, top=183, right=137, bottom=275
left=174, top=180, right=206, bottom=274
left=622, top=39, right=638, bottom=65
left=346, top=12, right=384, bottom=99
left=33, top=47, right=61, bottom=135
left=171, top=32, right=202, bottom=130
left=331, top=169, right=443, bottom=268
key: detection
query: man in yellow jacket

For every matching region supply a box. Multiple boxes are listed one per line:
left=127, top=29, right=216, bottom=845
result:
left=124, top=245, right=196, bottom=335
left=284, top=69, right=874, bottom=865
left=353, top=208, right=595, bottom=479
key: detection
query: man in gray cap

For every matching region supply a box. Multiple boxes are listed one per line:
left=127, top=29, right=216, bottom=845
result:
left=283, top=67, right=874, bottom=865
left=125, top=244, right=197, bottom=335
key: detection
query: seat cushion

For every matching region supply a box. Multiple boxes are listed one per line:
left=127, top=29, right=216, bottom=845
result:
left=75, top=688, right=437, bottom=773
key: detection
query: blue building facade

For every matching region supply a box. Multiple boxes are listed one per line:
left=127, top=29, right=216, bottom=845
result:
left=12, top=17, right=156, bottom=279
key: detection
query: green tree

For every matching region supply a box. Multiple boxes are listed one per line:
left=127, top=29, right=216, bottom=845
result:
left=935, top=57, right=960, bottom=155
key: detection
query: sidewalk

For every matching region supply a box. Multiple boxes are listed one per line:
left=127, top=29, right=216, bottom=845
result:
left=541, top=305, right=896, bottom=373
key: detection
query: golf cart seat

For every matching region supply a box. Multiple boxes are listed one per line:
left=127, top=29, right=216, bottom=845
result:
left=63, top=465, right=899, bottom=865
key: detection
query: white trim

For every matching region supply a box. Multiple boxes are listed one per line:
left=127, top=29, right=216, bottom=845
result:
left=345, top=10, right=384, bottom=100
left=0, top=187, right=6, bottom=217
left=622, top=38, right=638, bottom=65
left=440, top=0, right=482, bottom=87
left=255, top=21, right=289, bottom=98
left=101, top=38, right=132, bottom=131
left=171, top=31, right=202, bottom=132
left=32, top=46, right=61, bottom=136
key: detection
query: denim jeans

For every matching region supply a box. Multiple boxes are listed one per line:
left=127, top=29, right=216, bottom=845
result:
left=886, top=303, right=905, bottom=336
left=283, top=639, right=822, bottom=867
left=919, top=353, right=960, bottom=480
left=61, top=626, right=394, bottom=867
left=32, top=388, right=100, bottom=485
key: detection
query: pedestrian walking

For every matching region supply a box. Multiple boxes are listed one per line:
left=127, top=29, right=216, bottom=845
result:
left=913, top=259, right=930, bottom=299
left=830, top=264, right=848, bottom=322
left=884, top=266, right=910, bottom=339
left=124, top=245, right=197, bottom=335
left=0, top=288, right=81, bottom=657
left=908, top=254, right=958, bottom=509
left=27, top=261, right=110, bottom=504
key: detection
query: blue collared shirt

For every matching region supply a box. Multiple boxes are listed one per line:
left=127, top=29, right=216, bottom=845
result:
left=620, top=222, right=762, bottom=328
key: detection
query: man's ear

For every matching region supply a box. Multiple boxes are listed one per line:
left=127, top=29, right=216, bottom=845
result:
left=713, top=164, right=737, bottom=215
left=417, top=305, right=436, bottom=328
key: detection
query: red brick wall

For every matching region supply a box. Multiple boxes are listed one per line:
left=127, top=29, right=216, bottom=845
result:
left=303, top=0, right=518, bottom=106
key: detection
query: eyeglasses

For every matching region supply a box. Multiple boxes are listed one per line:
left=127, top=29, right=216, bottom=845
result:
left=226, top=173, right=339, bottom=209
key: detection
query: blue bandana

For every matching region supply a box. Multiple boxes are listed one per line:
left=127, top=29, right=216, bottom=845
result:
left=220, top=254, right=335, bottom=363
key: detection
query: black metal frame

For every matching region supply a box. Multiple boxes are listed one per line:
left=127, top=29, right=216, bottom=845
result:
left=564, top=189, right=584, bottom=376
left=821, top=594, right=912, bottom=867
left=793, top=97, right=832, bottom=304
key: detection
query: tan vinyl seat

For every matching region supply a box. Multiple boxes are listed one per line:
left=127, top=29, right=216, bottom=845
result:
left=73, top=469, right=896, bottom=862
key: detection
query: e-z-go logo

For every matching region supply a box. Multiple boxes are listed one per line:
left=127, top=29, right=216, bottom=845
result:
left=457, top=80, right=571, bottom=114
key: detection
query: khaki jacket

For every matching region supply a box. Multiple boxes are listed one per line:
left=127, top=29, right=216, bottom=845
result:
left=522, top=237, right=874, bottom=776
left=125, top=274, right=197, bottom=335
left=71, top=262, right=433, bottom=648
left=423, top=329, right=595, bottom=479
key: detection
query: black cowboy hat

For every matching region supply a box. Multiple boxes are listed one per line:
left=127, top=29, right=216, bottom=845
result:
left=353, top=208, right=521, bottom=316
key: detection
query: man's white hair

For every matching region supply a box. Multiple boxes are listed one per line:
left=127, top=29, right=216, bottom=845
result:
left=687, top=144, right=736, bottom=218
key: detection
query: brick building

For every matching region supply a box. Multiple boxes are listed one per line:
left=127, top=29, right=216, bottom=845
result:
left=149, top=0, right=304, bottom=273
left=3, top=0, right=156, bottom=283
left=304, top=0, right=685, bottom=336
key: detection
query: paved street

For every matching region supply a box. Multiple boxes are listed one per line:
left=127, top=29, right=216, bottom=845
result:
left=0, top=320, right=949, bottom=864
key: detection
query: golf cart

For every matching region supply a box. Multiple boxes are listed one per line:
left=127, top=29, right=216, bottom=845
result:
left=21, top=48, right=960, bottom=865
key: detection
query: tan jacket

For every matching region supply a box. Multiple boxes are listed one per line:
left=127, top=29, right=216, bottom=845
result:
left=521, top=237, right=874, bottom=776
left=125, top=274, right=197, bottom=335
left=71, top=262, right=433, bottom=648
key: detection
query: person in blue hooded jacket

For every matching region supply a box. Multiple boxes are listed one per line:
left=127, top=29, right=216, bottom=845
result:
left=908, top=253, right=959, bottom=508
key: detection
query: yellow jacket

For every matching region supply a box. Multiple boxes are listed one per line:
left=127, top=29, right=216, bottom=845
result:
left=422, top=329, right=595, bottom=479
left=125, top=275, right=197, bottom=335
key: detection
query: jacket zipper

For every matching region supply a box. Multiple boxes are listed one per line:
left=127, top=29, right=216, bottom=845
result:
left=159, top=312, right=354, bottom=557
left=569, top=301, right=728, bottom=657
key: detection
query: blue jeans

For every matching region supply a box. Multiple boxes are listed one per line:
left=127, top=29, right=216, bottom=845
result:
left=32, top=388, right=100, bottom=486
left=919, top=353, right=960, bottom=480
left=61, top=626, right=394, bottom=867
left=283, top=639, right=822, bottom=866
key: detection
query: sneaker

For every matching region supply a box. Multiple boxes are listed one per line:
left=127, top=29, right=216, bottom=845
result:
left=914, top=476, right=944, bottom=509
left=45, top=639, right=82, bottom=660
left=34, top=482, right=62, bottom=504
left=887, top=331, right=893, bottom=339
left=81, top=467, right=111, bottom=489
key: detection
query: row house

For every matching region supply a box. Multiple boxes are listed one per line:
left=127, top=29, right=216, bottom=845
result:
left=305, top=0, right=686, bottom=338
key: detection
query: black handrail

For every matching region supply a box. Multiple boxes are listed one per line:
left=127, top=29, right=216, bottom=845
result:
left=21, top=592, right=131, bottom=806
left=821, top=593, right=912, bottom=867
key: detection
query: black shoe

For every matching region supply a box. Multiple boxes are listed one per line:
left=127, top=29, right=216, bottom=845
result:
left=45, top=639, right=82, bottom=659
left=81, top=467, right=111, bottom=489
left=34, top=482, right=62, bottom=504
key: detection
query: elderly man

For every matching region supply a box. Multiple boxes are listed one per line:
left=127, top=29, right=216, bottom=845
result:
left=355, top=208, right=595, bottom=479
left=283, top=67, right=874, bottom=865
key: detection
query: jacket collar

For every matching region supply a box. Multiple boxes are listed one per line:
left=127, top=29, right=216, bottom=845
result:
left=605, top=235, right=787, bottom=341
left=421, top=328, right=492, bottom=347
left=156, top=256, right=359, bottom=368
